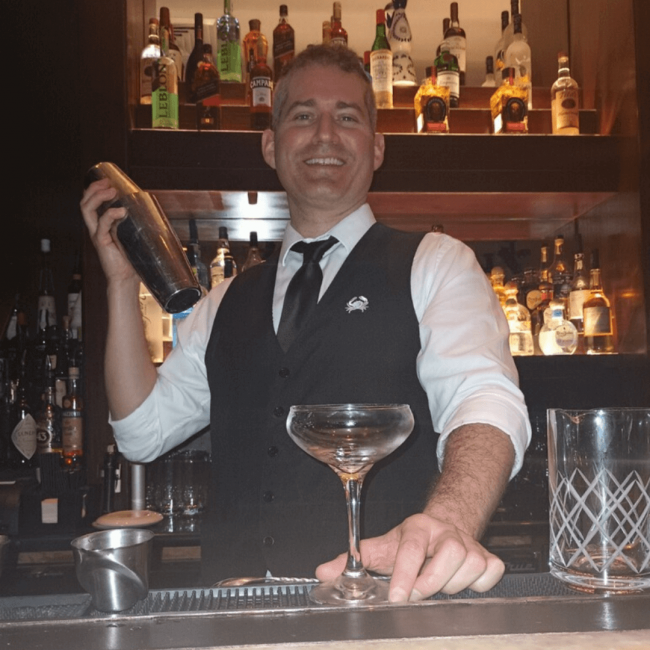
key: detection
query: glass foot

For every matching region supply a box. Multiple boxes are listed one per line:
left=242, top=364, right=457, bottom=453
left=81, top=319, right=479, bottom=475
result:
left=309, top=574, right=389, bottom=606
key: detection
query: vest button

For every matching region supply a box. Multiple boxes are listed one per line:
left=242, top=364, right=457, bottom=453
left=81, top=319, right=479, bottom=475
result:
left=263, top=536, right=274, bottom=547
left=273, top=406, right=285, bottom=418
left=263, top=491, right=275, bottom=502
left=278, top=367, right=290, bottom=378
left=267, top=446, right=279, bottom=457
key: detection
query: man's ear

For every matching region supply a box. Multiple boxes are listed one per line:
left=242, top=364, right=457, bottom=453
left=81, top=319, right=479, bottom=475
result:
left=261, top=129, right=277, bottom=169
left=373, top=133, right=385, bottom=171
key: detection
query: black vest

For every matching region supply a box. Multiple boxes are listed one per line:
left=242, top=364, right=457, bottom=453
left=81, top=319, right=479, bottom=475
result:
left=202, top=223, right=438, bottom=583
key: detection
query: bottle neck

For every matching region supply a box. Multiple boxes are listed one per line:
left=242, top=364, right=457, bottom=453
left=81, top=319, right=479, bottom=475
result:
left=590, top=268, right=603, bottom=290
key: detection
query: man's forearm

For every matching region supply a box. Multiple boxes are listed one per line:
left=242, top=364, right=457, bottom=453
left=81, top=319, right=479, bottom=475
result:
left=105, top=278, right=158, bottom=421
left=424, top=423, right=515, bottom=539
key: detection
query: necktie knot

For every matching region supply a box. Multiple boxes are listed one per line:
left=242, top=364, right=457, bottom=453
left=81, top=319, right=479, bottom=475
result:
left=291, top=236, right=338, bottom=264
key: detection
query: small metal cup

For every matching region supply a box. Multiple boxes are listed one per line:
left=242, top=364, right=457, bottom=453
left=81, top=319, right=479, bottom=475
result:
left=85, top=162, right=202, bottom=314
left=71, top=528, right=154, bottom=612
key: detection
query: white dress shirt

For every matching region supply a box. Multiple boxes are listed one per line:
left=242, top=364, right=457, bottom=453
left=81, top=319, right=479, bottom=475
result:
left=112, top=204, right=531, bottom=477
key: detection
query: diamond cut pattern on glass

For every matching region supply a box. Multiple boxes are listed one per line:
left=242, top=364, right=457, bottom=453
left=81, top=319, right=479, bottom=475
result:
left=550, top=469, right=650, bottom=574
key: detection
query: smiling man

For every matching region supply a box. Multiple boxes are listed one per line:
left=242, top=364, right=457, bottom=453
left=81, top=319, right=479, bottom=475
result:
left=80, top=45, right=530, bottom=602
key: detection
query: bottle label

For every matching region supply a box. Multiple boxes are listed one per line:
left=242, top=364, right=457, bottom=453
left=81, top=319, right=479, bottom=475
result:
left=552, top=88, right=580, bottom=131
left=584, top=305, right=613, bottom=336
left=62, top=411, right=83, bottom=453
left=526, top=289, right=543, bottom=311
left=445, top=35, right=467, bottom=73
left=67, top=291, right=82, bottom=336
left=330, top=36, right=347, bottom=46
left=569, top=289, right=590, bottom=321
left=12, top=415, right=37, bottom=460
left=422, top=96, right=448, bottom=131
left=38, top=296, right=57, bottom=329
left=140, top=57, right=156, bottom=100
left=370, top=50, right=393, bottom=93
left=195, top=78, right=221, bottom=104
left=152, top=62, right=179, bottom=129
left=36, top=420, right=57, bottom=453
left=218, top=40, right=243, bottom=81
left=251, top=77, right=273, bottom=107
left=437, top=70, right=459, bottom=100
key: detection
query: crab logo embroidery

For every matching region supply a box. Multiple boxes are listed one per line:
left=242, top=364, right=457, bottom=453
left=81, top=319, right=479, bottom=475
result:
left=345, top=296, right=369, bottom=313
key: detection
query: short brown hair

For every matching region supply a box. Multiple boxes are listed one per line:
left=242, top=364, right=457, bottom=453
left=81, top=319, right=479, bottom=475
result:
left=272, top=44, right=377, bottom=131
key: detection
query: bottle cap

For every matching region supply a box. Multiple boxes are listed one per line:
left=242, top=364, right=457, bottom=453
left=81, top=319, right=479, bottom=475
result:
left=502, top=67, right=516, bottom=81
left=279, top=4, right=288, bottom=16
left=41, top=238, right=51, bottom=253
left=69, top=366, right=80, bottom=378
left=249, top=19, right=261, bottom=31
left=219, top=226, right=228, bottom=239
left=250, top=231, right=259, bottom=246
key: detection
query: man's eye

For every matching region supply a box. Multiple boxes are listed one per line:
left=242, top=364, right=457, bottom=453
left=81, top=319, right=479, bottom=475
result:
left=340, top=114, right=360, bottom=123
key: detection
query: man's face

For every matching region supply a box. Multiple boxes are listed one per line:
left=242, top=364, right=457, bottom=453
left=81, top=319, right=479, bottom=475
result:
left=262, top=65, right=385, bottom=223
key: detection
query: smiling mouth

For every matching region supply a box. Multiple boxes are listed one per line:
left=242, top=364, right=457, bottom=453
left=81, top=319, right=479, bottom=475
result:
left=304, top=157, right=345, bottom=166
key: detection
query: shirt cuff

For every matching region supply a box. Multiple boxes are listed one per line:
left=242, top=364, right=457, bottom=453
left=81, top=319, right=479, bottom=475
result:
left=437, top=392, right=532, bottom=480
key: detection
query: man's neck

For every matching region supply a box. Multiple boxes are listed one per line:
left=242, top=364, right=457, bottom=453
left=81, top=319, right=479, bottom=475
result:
left=288, top=200, right=366, bottom=238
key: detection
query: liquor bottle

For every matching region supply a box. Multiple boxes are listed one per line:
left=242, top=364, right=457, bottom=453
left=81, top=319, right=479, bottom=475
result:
left=188, top=219, right=210, bottom=292
left=7, top=368, right=37, bottom=469
left=61, top=366, right=83, bottom=470
left=330, top=3, right=348, bottom=46
left=242, top=232, right=264, bottom=271
left=414, top=67, right=450, bottom=133
left=538, top=299, right=578, bottom=355
left=217, top=0, right=243, bottom=82
left=185, top=13, right=205, bottom=102
left=503, top=282, right=534, bottom=356
left=437, top=18, right=450, bottom=57
left=444, top=2, right=466, bottom=86
left=322, top=20, right=332, bottom=45
left=385, top=0, right=416, bottom=86
left=583, top=249, right=615, bottom=354
left=520, top=268, right=538, bottom=309
left=548, top=235, right=571, bottom=305
left=370, top=9, right=393, bottom=109
left=494, top=10, right=509, bottom=72
left=243, top=20, right=267, bottom=94
left=37, top=239, right=57, bottom=332
left=551, top=52, right=580, bottom=135
left=490, top=67, right=528, bottom=134
left=482, top=56, right=496, bottom=88
left=502, top=0, right=528, bottom=52
left=249, top=42, right=273, bottom=131
left=193, top=44, right=221, bottom=131
left=504, top=13, right=532, bottom=110
left=273, top=5, right=295, bottom=81
left=489, top=267, right=507, bottom=307
left=35, top=358, right=62, bottom=455
left=434, top=44, right=460, bottom=108
left=67, top=253, right=82, bottom=340
left=531, top=250, right=553, bottom=344
left=160, top=8, right=184, bottom=81
left=210, top=227, right=238, bottom=288
left=152, top=12, right=179, bottom=130
left=568, top=251, right=590, bottom=333
left=363, top=51, right=371, bottom=76
left=140, top=18, right=161, bottom=105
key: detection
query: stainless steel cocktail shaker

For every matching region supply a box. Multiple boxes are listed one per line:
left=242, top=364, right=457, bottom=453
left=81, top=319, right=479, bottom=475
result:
left=85, top=162, right=202, bottom=313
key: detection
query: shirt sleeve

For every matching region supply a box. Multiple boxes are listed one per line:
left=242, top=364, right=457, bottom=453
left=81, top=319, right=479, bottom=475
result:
left=412, top=233, right=531, bottom=479
left=109, top=282, right=229, bottom=463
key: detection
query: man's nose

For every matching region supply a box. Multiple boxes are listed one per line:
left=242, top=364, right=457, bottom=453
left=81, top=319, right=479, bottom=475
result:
left=312, top=114, right=340, bottom=143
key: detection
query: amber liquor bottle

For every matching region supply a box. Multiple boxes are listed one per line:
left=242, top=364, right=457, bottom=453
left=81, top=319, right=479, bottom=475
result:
left=273, top=5, right=295, bottom=81
left=249, top=45, right=273, bottom=131
left=330, top=3, right=348, bottom=46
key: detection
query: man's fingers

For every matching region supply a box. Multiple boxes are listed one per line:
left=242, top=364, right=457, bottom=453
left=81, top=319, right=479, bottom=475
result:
left=315, top=552, right=347, bottom=582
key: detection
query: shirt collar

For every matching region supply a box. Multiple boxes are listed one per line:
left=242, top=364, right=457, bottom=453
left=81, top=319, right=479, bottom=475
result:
left=279, top=204, right=376, bottom=266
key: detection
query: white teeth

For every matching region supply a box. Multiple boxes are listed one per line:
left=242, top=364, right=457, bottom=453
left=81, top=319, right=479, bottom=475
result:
left=305, top=157, right=344, bottom=166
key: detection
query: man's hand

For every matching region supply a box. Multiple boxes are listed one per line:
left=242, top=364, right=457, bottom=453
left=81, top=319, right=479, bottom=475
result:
left=316, top=513, right=505, bottom=602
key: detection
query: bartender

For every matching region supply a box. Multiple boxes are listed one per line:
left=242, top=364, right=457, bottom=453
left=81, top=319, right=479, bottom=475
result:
left=80, top=44, right=530, bottom=602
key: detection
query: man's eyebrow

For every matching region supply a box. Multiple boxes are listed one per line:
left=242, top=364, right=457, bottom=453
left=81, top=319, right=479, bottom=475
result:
left=335, top=101, right=364, bottom=113
left=285, top=99, right=316, bottom=113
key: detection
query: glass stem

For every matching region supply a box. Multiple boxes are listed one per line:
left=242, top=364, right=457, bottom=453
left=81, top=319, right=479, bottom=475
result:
left=342, top=477, right=368, bottom=578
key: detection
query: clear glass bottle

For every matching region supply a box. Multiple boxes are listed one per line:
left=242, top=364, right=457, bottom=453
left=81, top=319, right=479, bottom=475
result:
left=185, top=13, right=205, bottom=102
left=152, top=13, right=179, bottom=129
left=217, top=0, right=242, bottom=82
left=370, top=9, right=393, bottom=109
left=160, top=8, right=184, bottom=81
left=414, top=67, right=450, bottom=133
left=386, top=0, right=416, bottom=86
left=444, top=2, right=466, bottom=85
left=490, top=67, right=528, bottom=134
left=7, top=367, right=37, bottom=469
left=37, top=238, right=57, bottom=332
left=502, top=0, right=528, bottom=53
left=273, top=5, right=294, bottom=81
left=330, top=2, right=348, bottom=46
left=583, top=249, right=615, bottom=354
left=494, top=10, right=509, bottom=73
left=551, top=52, right=580, bottom=135
left=538, top=299, right=578, bottom=356
left=434, top=43, right=460, bottom=108
left=504, top=13, right=532, bottom=110
left=549, top=235, right=571, bottom=305
left=61, top=366, right=83, bottom=470
left=242, top=231, right=264, bottom=271
left=568, top=251, right=590, bottom=333
left=140, top=18, right=161, bottom=105
left=210, top=227, right=238, bottom=288
left=482, top=56, right=496, bottom=87
left=503, top=282, right=534, bottom=356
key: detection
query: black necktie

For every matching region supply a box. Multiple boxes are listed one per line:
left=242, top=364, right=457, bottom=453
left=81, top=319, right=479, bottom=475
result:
left=277, top=236, right=339, bottom=352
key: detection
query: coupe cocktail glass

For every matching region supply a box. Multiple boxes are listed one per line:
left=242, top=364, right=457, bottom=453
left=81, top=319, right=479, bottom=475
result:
left=286, top=403, right=414, bottom=605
